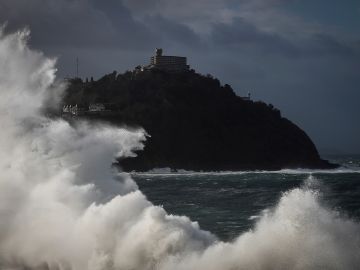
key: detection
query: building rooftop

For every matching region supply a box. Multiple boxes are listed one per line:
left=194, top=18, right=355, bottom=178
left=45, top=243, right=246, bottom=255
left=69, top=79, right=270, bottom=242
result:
left=145, top=48, right=189, bottom=72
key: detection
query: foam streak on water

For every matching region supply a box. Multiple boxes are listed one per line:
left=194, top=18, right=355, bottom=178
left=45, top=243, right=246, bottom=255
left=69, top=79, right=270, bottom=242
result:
left=132, top=167, right=360, bottom=177
left=0, top=28, right=359, bottom=270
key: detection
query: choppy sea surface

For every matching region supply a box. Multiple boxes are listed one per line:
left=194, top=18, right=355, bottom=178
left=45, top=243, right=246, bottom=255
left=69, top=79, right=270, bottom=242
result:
left=132, top=155, right=360, bottom=241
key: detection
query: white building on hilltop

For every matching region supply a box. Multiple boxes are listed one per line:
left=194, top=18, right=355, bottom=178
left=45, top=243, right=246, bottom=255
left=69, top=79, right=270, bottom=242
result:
left=147, top=48, right=189, bottom=72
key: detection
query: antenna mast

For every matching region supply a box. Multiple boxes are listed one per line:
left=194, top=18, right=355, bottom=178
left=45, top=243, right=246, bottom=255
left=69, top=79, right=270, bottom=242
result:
left=76, top=57, right=79, bottom=78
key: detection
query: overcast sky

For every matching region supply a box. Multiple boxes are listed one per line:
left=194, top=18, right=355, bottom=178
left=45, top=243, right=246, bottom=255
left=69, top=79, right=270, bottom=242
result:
left=1, top=0, right=359, bottom=154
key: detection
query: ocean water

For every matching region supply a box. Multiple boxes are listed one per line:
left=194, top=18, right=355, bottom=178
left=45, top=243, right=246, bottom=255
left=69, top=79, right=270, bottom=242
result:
left=133, top=155, right=360, bottom=241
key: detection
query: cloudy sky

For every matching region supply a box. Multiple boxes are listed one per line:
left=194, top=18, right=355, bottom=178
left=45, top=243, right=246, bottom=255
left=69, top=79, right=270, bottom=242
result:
left=1, top=0, right=359, bottom=154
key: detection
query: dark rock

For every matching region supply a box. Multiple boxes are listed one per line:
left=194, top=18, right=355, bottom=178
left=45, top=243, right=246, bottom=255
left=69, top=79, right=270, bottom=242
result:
left=63, top=69, right=338, bottom=171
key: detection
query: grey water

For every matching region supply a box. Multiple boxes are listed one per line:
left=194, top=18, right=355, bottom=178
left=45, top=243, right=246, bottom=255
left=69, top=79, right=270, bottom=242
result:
left=132, top=155, right=360, bottom=241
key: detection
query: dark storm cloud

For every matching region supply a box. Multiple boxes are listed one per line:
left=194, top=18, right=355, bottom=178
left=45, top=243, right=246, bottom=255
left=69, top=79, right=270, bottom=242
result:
left=307, top=33, right=356, bottom=56
left=88, top=0, right=156, bottom=49
left=145, top=15, right=203, bottom=48
left=0, top=0, right=154, bottom=49
left=210, top=17, right=359, bottom=59
left=210, top=18, right=299, bottom=57
left=0, top=0, right=202, bottom=51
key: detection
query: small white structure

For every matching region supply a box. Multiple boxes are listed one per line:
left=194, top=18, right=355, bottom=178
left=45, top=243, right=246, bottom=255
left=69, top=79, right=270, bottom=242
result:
left=89, top=103, right=106, bottom=112
left=242, top=92, right=251, bottom=101
left=62, top=105, right=70, bottom=113
left=62, top=104, right=85, bottom=115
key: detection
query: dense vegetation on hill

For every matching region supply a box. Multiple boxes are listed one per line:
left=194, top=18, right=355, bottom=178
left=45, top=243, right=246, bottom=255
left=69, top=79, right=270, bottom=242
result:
left=63, top=69, right=336, bottom=171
